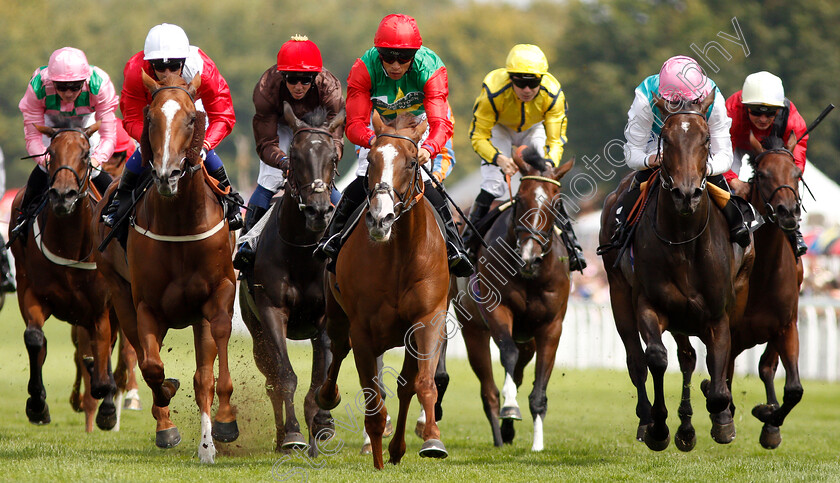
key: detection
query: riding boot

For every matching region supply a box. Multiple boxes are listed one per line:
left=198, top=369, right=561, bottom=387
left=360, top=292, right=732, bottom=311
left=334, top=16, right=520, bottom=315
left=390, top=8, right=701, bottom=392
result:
left=607, top=182, right=641, bottom=248
left=232, top=204, right=268, bottom=271
left=91, top=170, right=114, bottom=197
left=787, top=228, right=808, bottom=258
left=461, top=190, right=494, bottom=257
left=9, top=167, right=51, bottom=244
left=314, top=177, right=367, bottom=271
left=208, top=166, right=245, bottom=231
left=554, top=200, right=587, bottom=272
left=721, top=199, right=751, bottom=248
left=102, top=170, right=140, bottom=228
left=425, top=182, right=475, bottom=278
left=0, top=237, right=16, bottom=293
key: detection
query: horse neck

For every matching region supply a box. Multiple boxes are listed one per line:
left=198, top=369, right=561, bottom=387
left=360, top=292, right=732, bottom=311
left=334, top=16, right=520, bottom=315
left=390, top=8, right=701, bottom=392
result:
left=145, top=169, right=218, bottom=227
left=43, top=198, right=94, bottom=253
left=655, top=184, right=711, bottom=236
left=392, top=199, right=439, bottom=250
left=749, top=183, right=793, bottom=252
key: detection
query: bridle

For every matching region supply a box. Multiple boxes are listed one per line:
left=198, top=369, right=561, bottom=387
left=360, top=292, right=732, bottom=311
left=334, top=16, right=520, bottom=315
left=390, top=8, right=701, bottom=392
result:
left=510, top=175, right=563, bottom=259
left=366, top=132, right=425, bottom=220
left=287, top=126, right=337, bottom=211
left=146, top=85, right=202, bottom=178
left=751, top=148, right=802, bottom=227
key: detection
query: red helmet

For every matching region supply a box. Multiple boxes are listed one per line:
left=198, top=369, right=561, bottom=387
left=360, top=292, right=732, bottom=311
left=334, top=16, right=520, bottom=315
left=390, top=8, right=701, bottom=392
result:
left=276, top=35, right=322, bottom=72
left=373, top=14, right=422, bottom=49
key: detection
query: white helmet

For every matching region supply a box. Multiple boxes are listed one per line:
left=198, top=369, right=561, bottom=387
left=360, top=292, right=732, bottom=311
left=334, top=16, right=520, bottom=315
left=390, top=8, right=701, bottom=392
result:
left=741, top=71, right=785, bottom=107
left=143, top=23, right=190, bottom=61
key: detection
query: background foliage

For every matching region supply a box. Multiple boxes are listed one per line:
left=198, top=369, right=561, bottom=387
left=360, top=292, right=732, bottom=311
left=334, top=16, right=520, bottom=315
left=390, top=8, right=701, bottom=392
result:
left=1, top=0, right=837, bottom=202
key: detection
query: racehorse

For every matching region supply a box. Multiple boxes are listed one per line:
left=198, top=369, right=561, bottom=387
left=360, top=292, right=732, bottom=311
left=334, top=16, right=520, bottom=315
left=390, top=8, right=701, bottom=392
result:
left=672, top=134, right=804, bottom=450
left=239, top=104, right=344, bottom=456
left=92, top=72, right=238, bottom=463
left=9, top=124, right=119, bottom=431
left=316, top=112, right=450, bottom=469
left=455, top=152, right=573, bottom=450
left=598, top=95, right=754, bottom=451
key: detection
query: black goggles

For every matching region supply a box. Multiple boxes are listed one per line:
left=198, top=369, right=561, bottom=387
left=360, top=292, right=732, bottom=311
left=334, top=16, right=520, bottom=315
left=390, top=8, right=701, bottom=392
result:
left=509, top=74, right=542, bottom=89
left=747, top=105, right=779, bottom=117
left=55, top=81, right=83, bottom=92
left=377, top=48, right=416, bottom=65
left=283, top=73, right=316, bottom=85
left=150, top=59, right=185, bottom=72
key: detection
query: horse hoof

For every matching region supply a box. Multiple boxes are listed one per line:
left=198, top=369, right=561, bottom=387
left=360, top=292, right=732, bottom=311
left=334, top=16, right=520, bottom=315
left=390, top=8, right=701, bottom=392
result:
left=164, top=378, right=180, bottom=395
left=751, top=403, right=778, bottom=423
left=711, top=421, right=736, bottom=444
left=636, top=424, right=651, bottom=442
left=96, top=401, right=117, bottom=431
left=26, top=398, right=51, bottom=425
left=500, top=419, right=516, bottom=444
left=359, top=443, right=372, bottom=455
left=124, top=396, right=142, bottom=411
left=383, top=419, right=394, bottom=439
left=759, top=424, right=781, bottom=449
left=212, top=420, right=239, bottom=443
left=414, top=420, right=425, bottom=439
left=69, top=391, right=83, bottom=413
left=700, top=379, right=710, bottom=397
left=500, top=406, right=522, bottom=421
left=675, top=429, right=697, bottom=452
left=643, top=427, right=670, bottom=451
left=419, top=439, right=448, bottom=459
left=281, top=432, right=309, bottom=450
left=156, top=427, right=181, bottom=448
left=316, top=386, right=341, bottom=411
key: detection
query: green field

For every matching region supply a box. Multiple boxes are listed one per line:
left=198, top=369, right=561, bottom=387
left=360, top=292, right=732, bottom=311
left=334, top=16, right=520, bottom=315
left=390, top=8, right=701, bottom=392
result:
left=1, top=297, right=838, bottom=482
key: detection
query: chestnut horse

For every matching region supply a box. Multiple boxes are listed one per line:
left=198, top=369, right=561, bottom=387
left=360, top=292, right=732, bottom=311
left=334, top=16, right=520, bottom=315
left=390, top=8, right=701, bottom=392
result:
left=671, top=134, right=804, bottom=450
left=240, top=104, right=344, bottom=455
left=9, top=124, right=119, bottom=431
left=456, top=152, right=574, bottom=450
left=92, top=72, right=238, bottom=463
left=316, top=113, right=450, bottom=469
left=599, top=96, right=753, bottom=451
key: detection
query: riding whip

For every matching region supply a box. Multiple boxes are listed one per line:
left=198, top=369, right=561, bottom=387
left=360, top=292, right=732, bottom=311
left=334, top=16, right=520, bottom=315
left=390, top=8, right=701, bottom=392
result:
left=97, top=176, right=154, bottom=252
left=419, top=163, right=489, bottom=249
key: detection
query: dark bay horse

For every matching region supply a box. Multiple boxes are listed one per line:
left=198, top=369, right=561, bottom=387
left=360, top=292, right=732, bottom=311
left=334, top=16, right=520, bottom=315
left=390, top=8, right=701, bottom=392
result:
left=9, top=124, right=119, bottom=431
left=92, top=72, right=238, bottom=463
left=456, top=152, right=574, bottom=450
left=599, top=96, right=754, bottom=451
left=316, top=113, right=450, bottom=469
left=240, top=104, right=344, bottom=455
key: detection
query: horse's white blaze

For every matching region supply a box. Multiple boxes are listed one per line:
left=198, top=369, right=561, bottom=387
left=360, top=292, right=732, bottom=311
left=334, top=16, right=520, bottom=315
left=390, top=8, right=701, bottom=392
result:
left=534, top=186, right=547, bottom=210
left=681, top=121, right=690, bottom=133
left=532, top=415, right=544, bottom=451
left=501, top=373, right=519, bottom=409
left=369, top=143, right=398, bottom=237
left=160, top=99, right=182, bottom=172
left=198, top=412, right=216, bottom=464
left=521, top=239, right=540, bottom=261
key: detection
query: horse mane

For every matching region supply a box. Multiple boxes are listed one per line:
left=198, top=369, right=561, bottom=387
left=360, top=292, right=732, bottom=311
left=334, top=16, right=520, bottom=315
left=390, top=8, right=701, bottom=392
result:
left=521, top=147, right=548, bottom=172
left=301, top=106, right=328, bottom=128
left=747, top=135, right=787, bottom=171
left=49, top=117, right=87, bottom=130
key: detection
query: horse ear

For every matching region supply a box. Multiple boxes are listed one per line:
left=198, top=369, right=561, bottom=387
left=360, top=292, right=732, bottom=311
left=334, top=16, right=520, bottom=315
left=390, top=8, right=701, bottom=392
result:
left=786, top=133, right=799, bottom=152
left=653, top=95, right=669, bottom=116
left=84, top=121, right=101, bottom=138
left=141, top=70, right=159, bottom=95
left=327, top=109, right=346, bottom=133
left=371, top=110, right=385, bottom=135
left=412, top=119, right=428, bottom=142
left=749, top=129, right=765, bottom=154
left=35, top=124, right=55, bottom=137
left=282, top=101, right=305, bottom=131
left=188, top=74, right=201, bottom=98
left=697, top=93, right=714, bottom=116
left=552, top=157, right=575, bottom=181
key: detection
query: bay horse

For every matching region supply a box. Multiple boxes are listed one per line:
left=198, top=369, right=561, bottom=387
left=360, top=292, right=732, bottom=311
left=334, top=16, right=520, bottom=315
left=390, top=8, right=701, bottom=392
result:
left=672, top=134, right=804, bottom=450
left=316, top=112, right=450, bottom=469
left=92, top=72, right=238, bottom=463
left=455, top=152, right=573, bottom=450
left=598, top=96, right=754, bottom=451
left=8, top=124, right=119, bottom=432
left=239, top=103, right=344, bottom=456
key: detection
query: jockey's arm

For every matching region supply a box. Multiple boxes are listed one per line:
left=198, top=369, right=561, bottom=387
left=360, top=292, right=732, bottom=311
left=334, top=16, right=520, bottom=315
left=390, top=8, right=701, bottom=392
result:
left=706, top=90, right=733, bottom=176
left=543, top=91, right=568, bottom=167
left=623, top=90, right=658, bottom=170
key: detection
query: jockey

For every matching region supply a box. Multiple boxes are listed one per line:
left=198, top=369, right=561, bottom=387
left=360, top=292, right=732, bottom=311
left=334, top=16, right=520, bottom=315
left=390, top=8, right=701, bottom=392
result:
left=102, top=120, right=137, bottom=178
left=314, top=13, right=473, bottom=277
left=102, top=23, right=244, bottom=230
left=725, top=71, right=809, bottom=256
left=462, top=44, right=587, bottom=272
left=609, top=55, right=750, bottom=249
left=0, top=146, right=15, bottom=292
left=232, top=35, right=345, bottom=270
left=12, top=47, right=118, bottom=241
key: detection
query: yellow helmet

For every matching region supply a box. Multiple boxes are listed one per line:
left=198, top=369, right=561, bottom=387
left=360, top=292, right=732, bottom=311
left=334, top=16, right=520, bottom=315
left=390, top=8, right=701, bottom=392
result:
left=505, top=44, right=548, bottom=75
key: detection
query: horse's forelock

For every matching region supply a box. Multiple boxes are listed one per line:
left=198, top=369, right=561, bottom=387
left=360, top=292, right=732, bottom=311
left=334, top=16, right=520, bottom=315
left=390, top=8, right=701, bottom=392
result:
left=761, top=135, right=787, bottom=151
left=301, top=106, right=328, bottom=128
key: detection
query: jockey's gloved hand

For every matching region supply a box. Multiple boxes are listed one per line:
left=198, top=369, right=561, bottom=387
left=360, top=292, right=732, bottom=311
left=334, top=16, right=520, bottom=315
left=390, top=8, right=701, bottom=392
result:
left=519, top=146, right=548, bottom=171
left=200, top=148, right=208, bottom=160
left=278, top=155, right=289, bottom=175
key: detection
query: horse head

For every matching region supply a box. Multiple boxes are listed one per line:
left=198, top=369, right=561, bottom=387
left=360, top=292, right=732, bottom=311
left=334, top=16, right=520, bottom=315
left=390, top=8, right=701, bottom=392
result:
left=141, top=71, right=202, bottom=197
left=748, top=134, right=802, bottom=230
left=35, top=123, right=99, bottom=216
left=654, top=95, right=714, bottom=216
left=510, top=149, right=574, bottom=278
left=283, top=102, right=345, bottom=232
left=364, top=111, right=427, bottom=242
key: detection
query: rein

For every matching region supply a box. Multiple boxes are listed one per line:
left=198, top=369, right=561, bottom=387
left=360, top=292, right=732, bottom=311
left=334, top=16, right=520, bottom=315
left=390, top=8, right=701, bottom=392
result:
left=510, top=176, right=564, bottom=257
left=751, top=148, right=803, bottom=227
left=368, top=132, right=425, bottom=219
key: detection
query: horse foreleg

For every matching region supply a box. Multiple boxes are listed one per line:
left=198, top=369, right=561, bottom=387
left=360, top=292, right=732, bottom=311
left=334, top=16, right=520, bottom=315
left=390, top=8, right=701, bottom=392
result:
left=194, top=319, right=218, bottom=463
left=463, top=318, right=503, bottom=446
left=264, top=306, right=306, bottom=451
left=74, top=327, right=97, bottom=432
left=411, top=313, right=448, bottom=460
left=70, top=326, right=84, bottom=413
left=704, top=317, right=735, bottom=445
left=529, top=326, right=560, bottom=452
left=387, top=352, right=417, bottom=465
left=88, top=311, right=118, bottom=431
left=136, top=302, right=180, bottom=448
left=637, top=301, right=670, bottom=451
left=755, top=324, right=803, bottom=449
left=205, top=283, right=238, bottom=445
left=673, top=334, right=697, bottom=452
left=306, top=328, right=334, bottom=457
left=433, top=337, right=449, bottom=423
left=317, top=290, right=350, bottom=411
left=352, top=339, right=387, bottom=470
left=489, top=306, right=521, bottom=424
left=20, top=288, right=51, bottom=425
left=116, top=325, right=142, bottom=411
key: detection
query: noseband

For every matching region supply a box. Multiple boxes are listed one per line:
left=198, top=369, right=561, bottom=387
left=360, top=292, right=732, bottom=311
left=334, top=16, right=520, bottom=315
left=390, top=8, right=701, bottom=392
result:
left=752, top=148, right=802, bottom=227
left=287, top=127, right=337, bottom=210
left=366, top=132, right=424, bottom=219
left=511, top=176, right=563, bottom=258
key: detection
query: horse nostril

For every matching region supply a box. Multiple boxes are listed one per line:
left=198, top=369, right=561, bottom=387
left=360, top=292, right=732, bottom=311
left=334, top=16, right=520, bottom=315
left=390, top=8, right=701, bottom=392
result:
left=365, top=212, right=374, bottom=225
left=382, top=213, right=395, bottom=227
left=65, top=190, right=78, bottom=201
left=48, top=189, right=59, bottom=200
left=692, top=188, right=703, bottom=200
left=303, top=206, right=318, bottom=218
left=325, top=204, right=335, bottom=215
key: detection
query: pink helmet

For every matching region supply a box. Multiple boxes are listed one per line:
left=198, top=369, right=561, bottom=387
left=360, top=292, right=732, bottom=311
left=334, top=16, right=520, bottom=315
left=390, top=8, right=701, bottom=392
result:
left=658, top=55, right=712, bottom=102
left=48, top=47, right=92, bottom=82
